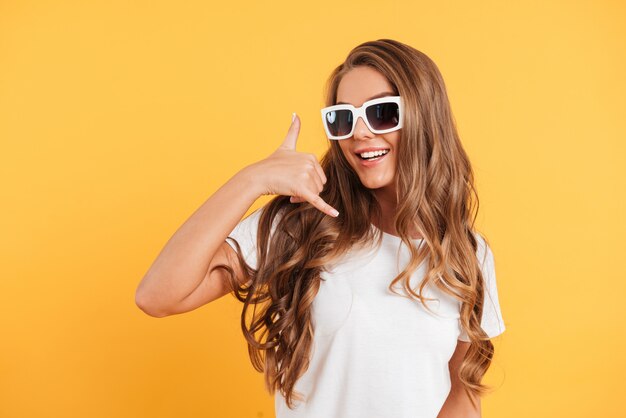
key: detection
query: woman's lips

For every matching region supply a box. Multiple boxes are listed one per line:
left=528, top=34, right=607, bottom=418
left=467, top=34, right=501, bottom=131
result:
left=357, top=149, right=389, bottom=167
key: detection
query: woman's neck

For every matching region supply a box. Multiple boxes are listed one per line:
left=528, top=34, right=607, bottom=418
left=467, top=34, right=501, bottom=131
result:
left=372, top=189, right=422, bottom=240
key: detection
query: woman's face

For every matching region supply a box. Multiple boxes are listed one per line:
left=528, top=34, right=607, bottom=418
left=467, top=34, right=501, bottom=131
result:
left=335, top=66, right=400, bottom=194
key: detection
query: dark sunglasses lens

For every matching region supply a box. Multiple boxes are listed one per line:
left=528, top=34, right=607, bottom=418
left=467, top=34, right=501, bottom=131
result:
left=366, top=102, right=400, bottom=131
left=325, top=109, right=353, bottom=137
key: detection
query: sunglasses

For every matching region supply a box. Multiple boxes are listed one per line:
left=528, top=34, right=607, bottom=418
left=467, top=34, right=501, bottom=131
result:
left=320, top=95, right=404, bottom=140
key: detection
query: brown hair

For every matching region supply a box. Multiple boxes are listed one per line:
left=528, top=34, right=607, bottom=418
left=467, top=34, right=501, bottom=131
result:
left=219, top=38, right=498, bottom=410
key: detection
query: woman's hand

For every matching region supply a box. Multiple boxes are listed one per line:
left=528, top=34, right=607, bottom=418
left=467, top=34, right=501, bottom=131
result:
left=247, top=113, right=339, bottom=218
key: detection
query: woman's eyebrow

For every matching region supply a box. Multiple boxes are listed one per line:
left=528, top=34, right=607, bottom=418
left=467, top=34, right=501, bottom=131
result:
left=337, top=91, right=395, bottom=105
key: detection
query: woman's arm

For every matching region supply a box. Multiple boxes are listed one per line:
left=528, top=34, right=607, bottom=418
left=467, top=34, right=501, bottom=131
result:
left=135, top=166, right=262, bottom=317
left=437, top=340, right=482, bottom=418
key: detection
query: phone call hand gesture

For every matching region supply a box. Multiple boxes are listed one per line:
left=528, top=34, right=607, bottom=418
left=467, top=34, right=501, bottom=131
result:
left=249, top=113, right=339, bottom=218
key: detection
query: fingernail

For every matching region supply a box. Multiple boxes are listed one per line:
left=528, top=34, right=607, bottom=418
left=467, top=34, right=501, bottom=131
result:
left=330, top=209, right=339, bottom=217
left=292, top=112, right=296, bottom=122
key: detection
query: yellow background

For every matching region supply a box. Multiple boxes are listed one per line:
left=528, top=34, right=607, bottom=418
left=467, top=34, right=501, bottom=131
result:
left=1, top=1, right=624, bottom=417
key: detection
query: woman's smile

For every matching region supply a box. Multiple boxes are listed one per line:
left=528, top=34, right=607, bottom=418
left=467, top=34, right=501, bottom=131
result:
left=356, top=148, right=391, bottom=167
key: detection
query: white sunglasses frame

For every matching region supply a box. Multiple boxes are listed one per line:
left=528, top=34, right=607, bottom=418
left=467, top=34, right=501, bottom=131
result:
left=320, top=95, right=404, bottom=140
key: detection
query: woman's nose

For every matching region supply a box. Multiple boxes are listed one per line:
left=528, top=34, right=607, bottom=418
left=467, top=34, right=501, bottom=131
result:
left=353, top=115, right=373, bottom=139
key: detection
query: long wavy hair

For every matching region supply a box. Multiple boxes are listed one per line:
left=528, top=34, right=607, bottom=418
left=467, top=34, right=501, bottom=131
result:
left=218, top=39, right=497, bottom=410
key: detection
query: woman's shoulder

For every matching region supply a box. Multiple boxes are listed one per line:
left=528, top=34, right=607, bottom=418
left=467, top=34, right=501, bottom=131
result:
left=472, top=231, right=493, bottom=261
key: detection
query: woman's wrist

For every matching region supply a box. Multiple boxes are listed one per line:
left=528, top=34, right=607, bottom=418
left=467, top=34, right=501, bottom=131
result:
left=232, top=164, right=267, bottom=200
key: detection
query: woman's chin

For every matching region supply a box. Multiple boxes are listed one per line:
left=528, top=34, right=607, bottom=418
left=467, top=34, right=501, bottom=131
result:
left=359, top=176, right=394, bottom=190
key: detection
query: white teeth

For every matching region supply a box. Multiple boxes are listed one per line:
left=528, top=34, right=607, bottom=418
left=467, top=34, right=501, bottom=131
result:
left=359, top=149, right=389, bottom=158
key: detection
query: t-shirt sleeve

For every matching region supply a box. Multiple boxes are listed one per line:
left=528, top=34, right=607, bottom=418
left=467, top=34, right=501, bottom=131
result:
left=225, top=204, right=283, bottom=271
left=458, top=234, right=506, bottom=341
left=225, top=206, right=265, bottom=271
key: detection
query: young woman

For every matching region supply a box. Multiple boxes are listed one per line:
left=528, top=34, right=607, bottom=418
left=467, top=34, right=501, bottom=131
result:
left=136, top=39, right=506, bottom=418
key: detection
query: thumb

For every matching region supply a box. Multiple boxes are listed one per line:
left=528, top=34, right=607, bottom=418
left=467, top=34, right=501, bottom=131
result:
left=280, top=112, right=300, bottom=150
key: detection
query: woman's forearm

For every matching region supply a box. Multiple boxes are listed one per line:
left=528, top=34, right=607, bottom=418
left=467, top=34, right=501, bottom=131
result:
left=135, top=166, right=263, bottom=316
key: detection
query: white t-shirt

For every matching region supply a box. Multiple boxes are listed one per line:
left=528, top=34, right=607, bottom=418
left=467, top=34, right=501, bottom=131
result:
left=226, top=205, right=506, bottom=418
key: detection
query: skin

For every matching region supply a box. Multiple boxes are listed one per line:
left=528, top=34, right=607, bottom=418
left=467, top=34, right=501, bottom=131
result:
left=438, top=340, right=481, bottom=417
left=334, top=66, right=421, bottom=239
left=336, top=66, right=481, bottom=417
